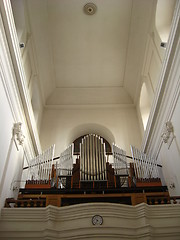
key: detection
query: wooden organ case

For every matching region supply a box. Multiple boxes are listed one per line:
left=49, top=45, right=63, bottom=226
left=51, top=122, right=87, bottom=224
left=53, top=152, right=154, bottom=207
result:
left=6, top=134, right=170, bottom=208
left=70, top=135, right=129, bottom=190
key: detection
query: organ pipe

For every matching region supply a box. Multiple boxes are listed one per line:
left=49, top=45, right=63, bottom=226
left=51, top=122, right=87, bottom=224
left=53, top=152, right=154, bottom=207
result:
left=80, top=134, right=107, bottom=181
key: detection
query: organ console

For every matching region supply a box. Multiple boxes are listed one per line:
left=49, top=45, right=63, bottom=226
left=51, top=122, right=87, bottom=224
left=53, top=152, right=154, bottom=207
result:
left=6, top=134, right=168, bottom=208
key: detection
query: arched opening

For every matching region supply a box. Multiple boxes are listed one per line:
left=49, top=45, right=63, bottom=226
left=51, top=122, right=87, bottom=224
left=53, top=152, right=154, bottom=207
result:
left=155, top=0, right=176, bottom=42
left=68, top=123, right=115, bottom=148
left=73, top=134, right=112, bottom=155
left=10, top=0, right=26, bottom=41
left=139, top=82, right=151, bottom=130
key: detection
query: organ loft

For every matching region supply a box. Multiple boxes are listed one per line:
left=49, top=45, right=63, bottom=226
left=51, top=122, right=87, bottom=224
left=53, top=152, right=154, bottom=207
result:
left=5, top=134, right=170, bottom=208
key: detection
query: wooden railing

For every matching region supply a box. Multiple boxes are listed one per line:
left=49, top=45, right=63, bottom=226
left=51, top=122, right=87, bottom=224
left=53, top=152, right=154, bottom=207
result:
left=5, top=197, right=46, bottom=208
left=147, top=196, right=180, bottom=205
left=5, top=193, right=180, bottom=208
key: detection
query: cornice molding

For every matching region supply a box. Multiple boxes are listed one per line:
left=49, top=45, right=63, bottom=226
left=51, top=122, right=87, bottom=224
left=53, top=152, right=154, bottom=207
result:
left=44, top=103, right=136, bottom=110
left=0, top=12, right=35, bottom=158
left=0, top=0, right=41, bottom=154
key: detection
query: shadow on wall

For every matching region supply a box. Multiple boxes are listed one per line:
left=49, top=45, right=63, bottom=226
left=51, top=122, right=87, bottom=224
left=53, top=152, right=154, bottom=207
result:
left=67, top=123, right=115, bottom=147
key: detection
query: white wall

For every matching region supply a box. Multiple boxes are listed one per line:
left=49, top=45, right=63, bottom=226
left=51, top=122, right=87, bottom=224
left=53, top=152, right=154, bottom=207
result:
left=0, top=4, right=40, bottom=210
left=1, top=203, right=180, bottom=239
left=137, top=31, right=165, bottom=132
left=0, top=63, right=24, bottom=210
left=159, top=95, right=180, bottom=196
left=0, top=12, right=24, bottom=210
left=40, top=106, right=142, bottom=157
left=11, top=0, right=44, bottom=134
left=0, top=75, right=24, bottom=207
left=141, top=1, right=180, bottom=195
left=137, top=0, right=176, bottom=133
left=155, top=0, right=176, bottom=42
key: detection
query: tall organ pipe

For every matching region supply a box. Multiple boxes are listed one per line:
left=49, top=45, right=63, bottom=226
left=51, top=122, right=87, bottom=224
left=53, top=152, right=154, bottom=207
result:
left=80, top=134, right=107, bottom=181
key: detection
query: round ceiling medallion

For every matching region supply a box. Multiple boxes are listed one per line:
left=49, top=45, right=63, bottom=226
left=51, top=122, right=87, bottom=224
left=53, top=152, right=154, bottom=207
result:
left=84, top=3, right=97, bottom=15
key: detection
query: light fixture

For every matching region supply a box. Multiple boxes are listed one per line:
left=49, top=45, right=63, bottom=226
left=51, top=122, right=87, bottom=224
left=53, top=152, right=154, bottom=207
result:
left=160, top=42, right=167, bottom=48
left=84, top=3, right=97, bottom=15
left=19, top=43, right=25, bottom=48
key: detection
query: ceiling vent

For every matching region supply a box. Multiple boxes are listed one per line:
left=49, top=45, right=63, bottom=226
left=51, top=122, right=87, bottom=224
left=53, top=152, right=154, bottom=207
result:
left=84, top=3, right=97, bottom=15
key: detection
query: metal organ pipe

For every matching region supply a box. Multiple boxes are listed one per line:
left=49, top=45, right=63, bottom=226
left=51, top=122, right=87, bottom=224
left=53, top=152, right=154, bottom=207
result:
left=100, top=139, right=104, bottom=180
left=57, top=144, right=74, bottom=177
left=87, top=136, right=89, bottom=180
left=88, top=135, right=90, bottom=180
left=80, top=142, right=83, bottom=180
left=90, top=135, right=93, bottom=180
left=80, top=134, right=107, bottom=181
left=112, top=144, right=128, bottom=177
left=103, top=145, right=106, bottom=179
left=131, top=145, right=159, bottom=180
left=28, top=145, right=55, bottom=181
left=93, top=136, right=95, bottom=179
left=95, top=136, right=99, bottom=180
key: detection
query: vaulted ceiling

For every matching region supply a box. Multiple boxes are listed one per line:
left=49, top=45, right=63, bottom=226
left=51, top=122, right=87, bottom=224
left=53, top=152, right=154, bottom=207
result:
left=13, top=0, right=155, bottom=106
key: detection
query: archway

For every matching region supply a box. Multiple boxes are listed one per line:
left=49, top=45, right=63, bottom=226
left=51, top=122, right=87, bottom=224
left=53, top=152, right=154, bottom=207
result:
left=68, top=123, right=115, bottom=149
left=73, top=134, right=112, bottom=154
left=155, top=0, right=176, bottom=42
left=139, top=82, right=151, bottom=130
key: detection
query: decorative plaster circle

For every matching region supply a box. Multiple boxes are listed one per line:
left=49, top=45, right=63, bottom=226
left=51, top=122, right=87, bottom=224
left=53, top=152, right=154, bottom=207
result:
left=84, top=3, right=97, bottom=15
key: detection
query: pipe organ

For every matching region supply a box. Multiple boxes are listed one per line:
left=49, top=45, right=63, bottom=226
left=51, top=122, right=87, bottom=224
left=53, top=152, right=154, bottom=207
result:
left=28, top=144, right=55, bottom=181
left=131, top=146, right=159, bottom=180
left=80, top=134, right=107, bottom=181
left=25, top=137, right=162, bottom=191
left=56, top=144, right=74, bottom=176
left=14, top=135, right=168, bottom=208
left=112, top=144, right=128, bottom=176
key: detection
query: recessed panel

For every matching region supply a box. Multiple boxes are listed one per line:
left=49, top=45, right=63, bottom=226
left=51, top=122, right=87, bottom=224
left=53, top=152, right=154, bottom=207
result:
left=48, top=0, right=132, bottom=87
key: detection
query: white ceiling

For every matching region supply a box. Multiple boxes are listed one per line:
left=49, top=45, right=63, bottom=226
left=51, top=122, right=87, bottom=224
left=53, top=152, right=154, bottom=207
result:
left=20, top=0, right=154, bottom=105
left=48, top=0, right=132, bottom=88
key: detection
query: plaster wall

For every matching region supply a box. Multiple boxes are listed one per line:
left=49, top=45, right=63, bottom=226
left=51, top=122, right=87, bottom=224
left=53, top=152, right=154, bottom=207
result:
left=136, top=0, right=175, bottom=132
left=0, top=5, right=40, bottom=210
left=0, top=78, right=14, bottom=182
left=0, top=13, right=24, bottom=210
left=172, top=95, right=180, bottom=151
left=0, top=203, right=180, bottom=239
left=159, top=94, right=180, bottom=196
left=40, top=106, right=142, bottom=157
left=141, top=0, right=180, bottom=196
left=0, top=67, right=24, bottom=210
left=11, top=0, right=44, bottom=134
left=0, top=62, right=24, bottom=209
left=137, top=29, right=164, bottom=132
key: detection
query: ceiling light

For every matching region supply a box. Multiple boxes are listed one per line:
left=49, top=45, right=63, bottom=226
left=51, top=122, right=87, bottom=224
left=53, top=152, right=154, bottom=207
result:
left=84, top=3, right=97, bottom=15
